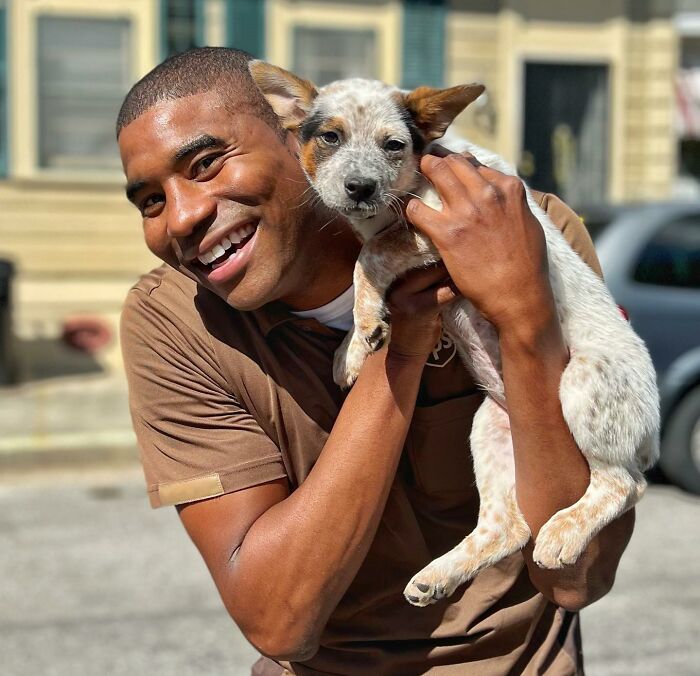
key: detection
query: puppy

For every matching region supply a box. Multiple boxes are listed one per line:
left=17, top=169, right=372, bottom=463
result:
left=250, top=62, right=660, bottom=607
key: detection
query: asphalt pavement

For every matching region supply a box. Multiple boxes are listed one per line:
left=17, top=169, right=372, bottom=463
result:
left=1, top=466, right=698, bottom=676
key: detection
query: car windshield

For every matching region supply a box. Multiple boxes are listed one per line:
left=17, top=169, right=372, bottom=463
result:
left=577, top=207, right=619, bottom=242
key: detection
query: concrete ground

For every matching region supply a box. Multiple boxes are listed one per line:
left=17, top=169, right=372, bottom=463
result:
left=1, top=466, right=698, bottom=676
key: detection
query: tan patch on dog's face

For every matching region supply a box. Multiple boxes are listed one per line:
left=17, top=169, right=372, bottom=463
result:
left=300, top=140, right=319, bottom=179
left=318, top=116, right=346, bottom=138
left=298, top=116, right=347, bottom=179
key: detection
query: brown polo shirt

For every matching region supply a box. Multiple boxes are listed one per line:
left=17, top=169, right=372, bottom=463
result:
left=121, top=192, right=600, bottom=676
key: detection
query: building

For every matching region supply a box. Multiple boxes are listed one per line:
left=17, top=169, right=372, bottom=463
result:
left=0, top=0, right=684, bottom=375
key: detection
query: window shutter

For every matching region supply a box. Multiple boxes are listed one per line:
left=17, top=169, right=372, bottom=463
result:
left=0, top=2, right=7, bottom=177
left=401, top=0, right=446, bottom=89
left=160, top=0, right=204, bottom=59
left=226, top=0, right=265, bottom=58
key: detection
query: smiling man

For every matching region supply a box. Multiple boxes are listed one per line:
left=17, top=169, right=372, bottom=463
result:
left=118, top=48, right=634, bottom=676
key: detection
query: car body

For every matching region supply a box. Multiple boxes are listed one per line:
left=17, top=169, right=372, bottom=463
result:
left=578, top=202, right=700, bottom=493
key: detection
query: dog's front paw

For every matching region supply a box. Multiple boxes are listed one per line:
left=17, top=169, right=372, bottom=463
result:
left=533, top=513, right=587, bottom=569
left=362, top=321, right=389, bottom=353
left=404, top=560, right=463, bottom=608
left=333, top=337, right=369, bottom=388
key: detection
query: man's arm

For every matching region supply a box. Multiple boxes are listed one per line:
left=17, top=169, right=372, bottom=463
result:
left=406, top=152, right=634, bottom=610
left=178, top=265, right=457, bottom=662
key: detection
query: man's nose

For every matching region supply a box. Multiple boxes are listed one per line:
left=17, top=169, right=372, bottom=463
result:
left=165, top=181, right=216, bottom=238
left=344, top=176, right=378, bottom=203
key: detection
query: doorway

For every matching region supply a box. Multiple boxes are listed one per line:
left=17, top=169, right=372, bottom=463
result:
left=521, top=62, right=610, bottom=207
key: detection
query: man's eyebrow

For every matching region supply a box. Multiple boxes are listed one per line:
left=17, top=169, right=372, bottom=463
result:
left=124, top=135, right=226, bottom=204
left=173, top=134, right=226, bottom=162
left=125, top=180, right=146, bottom=204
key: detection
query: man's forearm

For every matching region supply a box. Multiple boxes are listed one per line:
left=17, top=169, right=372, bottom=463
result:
left=226, top=346, right=425, bottom=659
left=500, top=303, right=589, bottom=530
left=499, top=300, right=633, bottom=609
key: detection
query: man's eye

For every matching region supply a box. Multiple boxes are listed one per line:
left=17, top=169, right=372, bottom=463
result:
left=140, top=194, right=164, bottom=217
left=319, top=131, right=340, bottom=145
left=194, top=155, right=219, bottom=176
left=384, top=139, right=406, bottom=152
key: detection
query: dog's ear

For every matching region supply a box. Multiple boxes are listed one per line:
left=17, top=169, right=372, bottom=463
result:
left=249, top=60, right=318, bottom=130
left=404, top=84, right=485, bottom=141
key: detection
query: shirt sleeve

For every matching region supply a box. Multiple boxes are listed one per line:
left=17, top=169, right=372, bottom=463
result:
left=532, top=190, right=603, bottom=279
left=120, top=286, right=287, bottom=508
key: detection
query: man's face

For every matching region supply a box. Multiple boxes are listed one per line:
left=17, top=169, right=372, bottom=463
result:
left=119, top=89, right=326, bottom=310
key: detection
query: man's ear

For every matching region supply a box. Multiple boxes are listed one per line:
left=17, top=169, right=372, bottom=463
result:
left=249, top=60, right=318, bottom=130
left=404, top=84, right=485, bottom=142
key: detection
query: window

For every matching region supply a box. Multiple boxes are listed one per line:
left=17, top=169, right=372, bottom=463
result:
left=292, top=27, right=377, bottom=86
left=634, top=218, right=700, bottom=289
left=37, top=16, right=132, bottom=172
left=162, top=0, right=200, bottom=57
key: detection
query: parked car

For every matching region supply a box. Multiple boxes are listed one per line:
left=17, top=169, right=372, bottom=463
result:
left=577, top=202, right=700, bottom=494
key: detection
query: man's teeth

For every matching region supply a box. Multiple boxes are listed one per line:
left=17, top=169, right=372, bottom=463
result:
left=197, top=225, right=255, bottom=265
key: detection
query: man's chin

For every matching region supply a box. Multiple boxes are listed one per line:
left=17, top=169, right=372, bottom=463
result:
left=191, top=267, right=270, bottom=311
left=172, top=255, right=276, bottom=311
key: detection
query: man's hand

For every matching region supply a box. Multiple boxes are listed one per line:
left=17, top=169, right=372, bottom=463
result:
left=386, top=263, right=459, bottom=360
left=406, top=151, right=554, bottom=333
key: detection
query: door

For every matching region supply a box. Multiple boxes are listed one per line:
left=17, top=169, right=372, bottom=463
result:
left=521, top=62, right=609, bottom=207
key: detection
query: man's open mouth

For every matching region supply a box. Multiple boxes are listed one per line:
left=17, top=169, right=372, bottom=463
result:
left=193, top=221, right=258, bottom=273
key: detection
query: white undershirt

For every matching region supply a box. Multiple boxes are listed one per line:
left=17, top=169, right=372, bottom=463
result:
left=290, top=285, right=355, bottom=331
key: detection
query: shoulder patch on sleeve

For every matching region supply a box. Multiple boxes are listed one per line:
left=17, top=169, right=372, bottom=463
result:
left=156, top=473, right=224, bottom=507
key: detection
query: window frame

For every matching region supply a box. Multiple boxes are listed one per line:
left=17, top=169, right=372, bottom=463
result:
left=265, top=0, right=401, bottom=86
left=160, top=0, right=206, bottom=60
left=0, top=1, right=7, bottom=177
left=10, top=0, right=157, bottom=184
left=291, top=25, right=379, bottom=85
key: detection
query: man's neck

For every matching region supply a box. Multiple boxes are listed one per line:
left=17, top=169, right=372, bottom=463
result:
left=281, top=220, right=361, bottom=312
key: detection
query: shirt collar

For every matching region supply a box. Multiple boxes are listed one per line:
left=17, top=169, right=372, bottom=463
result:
left=251, top=301, right=342, bottom=338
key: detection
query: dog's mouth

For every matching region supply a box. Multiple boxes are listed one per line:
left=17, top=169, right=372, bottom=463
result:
left=339, top=203, right=382, bottom=220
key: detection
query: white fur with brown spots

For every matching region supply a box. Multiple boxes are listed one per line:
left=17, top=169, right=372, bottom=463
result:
left=250, top=62, right=660, bottom=607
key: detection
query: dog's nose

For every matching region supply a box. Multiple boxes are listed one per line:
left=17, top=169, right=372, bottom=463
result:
left=344, top=176, right=377, bottom=202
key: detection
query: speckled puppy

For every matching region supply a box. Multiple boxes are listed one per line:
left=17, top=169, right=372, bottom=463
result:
left=249, top=61, right=660, bottom=607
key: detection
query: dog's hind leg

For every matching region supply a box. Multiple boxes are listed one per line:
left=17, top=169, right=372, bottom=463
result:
left=529, top=346, right=656, bottom=569
left=404, top=397, right=530, bottom=606
left=532, top=461, right=644, bottom=570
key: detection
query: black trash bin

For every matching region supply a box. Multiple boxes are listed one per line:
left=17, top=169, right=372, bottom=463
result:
left=0, top=259, right=15, bottom=385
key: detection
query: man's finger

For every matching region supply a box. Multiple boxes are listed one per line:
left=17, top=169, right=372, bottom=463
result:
left=390, top=263, right=449, bottom=294
left=419, top=154, right=486, bottom=207
left=405, top=197, right=444, bottom=241
left=425, top=146, right=480, bottom=169
left=434, top=280, right=461, bottom=307
left=391, top=278, right=460, bottom=315
left=447, top=153, right=523, bottom=196
left=424, top=143, right=454, bottom=158
left=457, top=151, right=484, bottom=169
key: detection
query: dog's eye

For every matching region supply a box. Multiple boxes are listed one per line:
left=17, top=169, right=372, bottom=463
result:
left=384, top=139, right=406, bottom=152
left=320, top=131, right=340, bottom=145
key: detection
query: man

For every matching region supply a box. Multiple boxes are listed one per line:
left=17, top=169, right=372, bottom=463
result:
left=118, top=48, right=634, bottom=675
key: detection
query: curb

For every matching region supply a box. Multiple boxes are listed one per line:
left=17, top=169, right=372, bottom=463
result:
left=0, top=433, right=139, bottom=473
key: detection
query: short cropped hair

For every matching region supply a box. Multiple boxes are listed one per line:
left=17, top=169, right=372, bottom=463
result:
left=116, top=47, right=282, bottom=138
